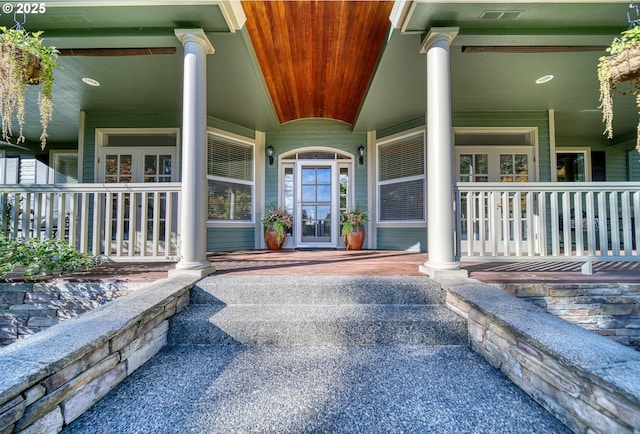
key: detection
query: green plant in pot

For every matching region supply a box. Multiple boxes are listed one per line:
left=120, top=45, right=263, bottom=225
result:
left=0, top=26, right=58, bottom=149
left=261, top=203, right=293, bottom=248
left=598, top=25, right=640, bottom=152
left=341, top=206, right=368, bottom=250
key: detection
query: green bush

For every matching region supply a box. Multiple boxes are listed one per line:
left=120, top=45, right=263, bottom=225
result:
left=0, top=235, right=104, bottom=279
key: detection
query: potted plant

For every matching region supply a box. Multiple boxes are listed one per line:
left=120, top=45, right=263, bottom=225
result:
left=598, top=25, right=640, bottom=152
left=261, top=203, right=293, bottom=250
left=0, top=26, right=58, bottom=149
left=341, top=207, right=368, bottom=250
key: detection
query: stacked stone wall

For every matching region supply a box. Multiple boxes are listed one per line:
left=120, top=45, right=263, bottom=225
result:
left=0, top=275, right=196, bottom=433
left=441, top=278, right=640, bottom=434
left=494, top=283, right=640, bottom=350
left=0, top=282, right=140, bottom=347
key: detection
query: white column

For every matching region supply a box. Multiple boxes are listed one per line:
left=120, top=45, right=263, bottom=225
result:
left=173, top=29, right=216, bottom=276
left=418, top=27, right=468, bottom=278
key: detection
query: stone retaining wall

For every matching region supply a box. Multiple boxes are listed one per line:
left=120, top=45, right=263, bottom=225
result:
left=440, top=277, right=640, bottom=434
left=0, top=282, right=144, bottom=347
left=0, top=275, right=198, bottom=433
left=493, top=282, right=640, bottom=350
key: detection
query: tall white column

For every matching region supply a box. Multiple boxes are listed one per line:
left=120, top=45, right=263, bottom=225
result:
left=173, top=29, right=216, bottom=276
left=419, top=27, right=467, bottom=278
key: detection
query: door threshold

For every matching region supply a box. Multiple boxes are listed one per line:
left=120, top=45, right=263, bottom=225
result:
left=294, top=247, right=338, bottom=251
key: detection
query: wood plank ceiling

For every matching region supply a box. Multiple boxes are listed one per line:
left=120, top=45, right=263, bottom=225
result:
left=242, top=1, right=393, bottom=125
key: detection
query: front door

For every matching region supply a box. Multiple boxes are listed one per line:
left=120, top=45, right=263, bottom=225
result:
left=296, top=161, right=339, bottom=247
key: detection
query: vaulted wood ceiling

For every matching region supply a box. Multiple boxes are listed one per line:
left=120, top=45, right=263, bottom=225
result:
left=242, top=0, right=393, bottom=125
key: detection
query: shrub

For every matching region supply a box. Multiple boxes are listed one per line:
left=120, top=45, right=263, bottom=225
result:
left=0, top=234, right=104, bottom=279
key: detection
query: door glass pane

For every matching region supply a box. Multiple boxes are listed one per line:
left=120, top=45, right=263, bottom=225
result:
left=105, top=154, right=132, bottom=183
left=317, top=185, right=331, bottom=202
left=500, top=154, right=529, bottom=182
left=458, top=153, right=488, bottom=182
left=144, top=155, right=157, bottom=182
left=317, top=168, right=331, bottom=184
left=302, top=186, right=316, bottom=202
left=143, top=154, right=173, bottom=183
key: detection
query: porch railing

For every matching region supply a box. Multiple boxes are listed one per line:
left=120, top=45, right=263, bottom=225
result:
left=0, top=183, right=181, bottom=261
left=455, top=182, right=640, bottom=266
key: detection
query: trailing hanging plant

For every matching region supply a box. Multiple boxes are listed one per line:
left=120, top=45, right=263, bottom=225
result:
left=0, top=26, right=58, bottom=149
left=598, top=25, right=640, bottom=152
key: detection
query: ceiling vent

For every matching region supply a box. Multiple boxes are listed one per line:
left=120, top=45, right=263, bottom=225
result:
left=480, top=11, right=521, bottom=20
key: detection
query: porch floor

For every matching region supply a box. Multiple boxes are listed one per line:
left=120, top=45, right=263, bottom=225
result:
left=59, top=249, right=640, bottom=285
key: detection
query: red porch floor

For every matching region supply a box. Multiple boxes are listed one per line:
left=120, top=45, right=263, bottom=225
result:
left=54, top=249, right=640, bottom=285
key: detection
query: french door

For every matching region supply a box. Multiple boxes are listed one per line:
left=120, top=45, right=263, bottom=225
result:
left=98, top=147, right=177, bottom=254
left=455, top=147, right=535, bottom=253
left=295, top=161, right=339, bottom=248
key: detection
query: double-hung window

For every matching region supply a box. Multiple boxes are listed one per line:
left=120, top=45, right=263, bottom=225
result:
left=207, top=131, right=254, bottom=221
left=377, top=131, right=426, bottom=222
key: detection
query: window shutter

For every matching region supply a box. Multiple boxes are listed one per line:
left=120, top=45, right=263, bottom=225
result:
left=207, top=134, right=253, bottom=181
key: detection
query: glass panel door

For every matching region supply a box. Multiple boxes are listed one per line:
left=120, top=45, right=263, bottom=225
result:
left=296, top=161, right=338, bottom=247
left=98, top=148, right=176, bottom=254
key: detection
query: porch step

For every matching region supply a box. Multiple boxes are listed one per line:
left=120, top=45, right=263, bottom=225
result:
left=168, top=275, right=467, bottom=347
left=67, top=275, right=570, bottom=433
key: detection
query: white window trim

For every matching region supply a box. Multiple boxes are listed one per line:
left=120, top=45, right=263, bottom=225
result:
left=455, top=146, right=536, bottom=182
left=554, top=146, right=592, bottom=182
left=95, top=127, right=181, bottom=182
left=49, top=150, right=79, bottom=184
left=206, top=128, right=256, bottom=226
left=453, top=126, right=540, bottom=182
left=376, top=127, right=427, bottom=225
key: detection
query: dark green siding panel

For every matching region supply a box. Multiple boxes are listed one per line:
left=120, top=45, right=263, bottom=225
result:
left=207, top=227, right=255, bottom=251
left=83, top=112, right=180, bottom=182
left=376, top=228, right=427, bottom=252
left=452, top=111, right=551, bottom=181
left=208, top=116, right=255, bottom=139
left=377, top=116, right=425, bottom=139
left=264, top=119, right=368, bottom=210
left=630, top=150, right=640, bottom=180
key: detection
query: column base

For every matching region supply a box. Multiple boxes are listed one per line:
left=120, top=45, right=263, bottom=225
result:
left=419, top=261, right=468, bottom=279
left=169, top=261, right=216, bottom=277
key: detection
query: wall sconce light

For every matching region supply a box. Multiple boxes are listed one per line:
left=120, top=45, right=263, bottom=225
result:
left=267, top=145, right=274, bottom=165
left=358, top=145, right=365, bottom=165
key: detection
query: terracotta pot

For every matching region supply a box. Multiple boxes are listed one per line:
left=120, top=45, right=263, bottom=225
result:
left=343, top=225, right=365, bottom=250
left=264, top=228, right=285, bottom=250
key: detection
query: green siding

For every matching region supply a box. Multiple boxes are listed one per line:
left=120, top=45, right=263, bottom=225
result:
left=377, top=116, right=425, bottom=139
left=208, top=116, right=255, bottom=139
left=207, top=227, right=255, bottom=251
left=264, top=119, right=368, bottom=209
left=630, top=150, right=640, bottom=180
left=377, top=228, right=426, bottom=252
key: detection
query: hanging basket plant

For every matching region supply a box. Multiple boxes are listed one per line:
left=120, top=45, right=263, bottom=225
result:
left=0, top=26, right=58, bottom=149
left=598, top=26, right=640, bottom=153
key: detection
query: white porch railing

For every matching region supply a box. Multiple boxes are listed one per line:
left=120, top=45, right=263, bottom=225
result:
left=0, top=183, right=181, bottom=261
left=455, top=182, right=640, bottom=266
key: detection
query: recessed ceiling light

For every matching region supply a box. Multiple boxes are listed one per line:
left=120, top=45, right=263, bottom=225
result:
left=535, top=75, right=554, bottom=84
left=82, top=77, right=100, bottom=87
